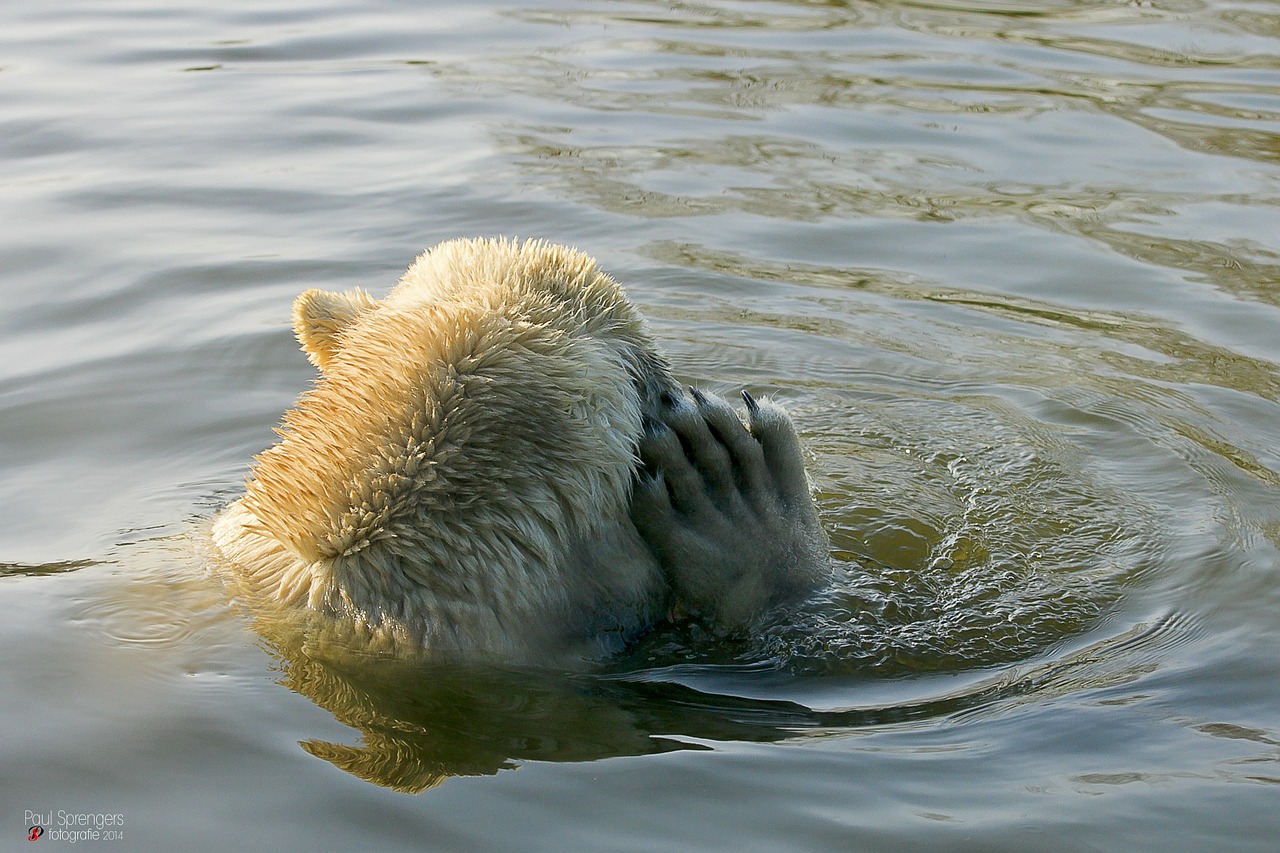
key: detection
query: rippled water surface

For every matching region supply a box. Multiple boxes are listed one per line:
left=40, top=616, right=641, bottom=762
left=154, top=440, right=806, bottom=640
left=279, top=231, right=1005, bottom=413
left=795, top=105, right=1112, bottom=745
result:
left=3, top=1, right=1279, bottom=850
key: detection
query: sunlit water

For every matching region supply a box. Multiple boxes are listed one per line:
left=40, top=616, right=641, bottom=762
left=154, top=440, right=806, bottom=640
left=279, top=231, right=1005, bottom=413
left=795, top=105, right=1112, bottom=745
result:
left=3, top=0, right=1279, bottom=850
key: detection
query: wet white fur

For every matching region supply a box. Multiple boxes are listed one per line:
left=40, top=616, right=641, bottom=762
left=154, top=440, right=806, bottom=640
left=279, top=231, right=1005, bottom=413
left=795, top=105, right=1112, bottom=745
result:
left=211, top=238, right=677, bottom=661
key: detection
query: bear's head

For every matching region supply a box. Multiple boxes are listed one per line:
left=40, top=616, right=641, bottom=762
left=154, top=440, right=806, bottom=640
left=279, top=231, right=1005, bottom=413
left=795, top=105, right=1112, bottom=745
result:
left=218, top=238, right=677, bottom=654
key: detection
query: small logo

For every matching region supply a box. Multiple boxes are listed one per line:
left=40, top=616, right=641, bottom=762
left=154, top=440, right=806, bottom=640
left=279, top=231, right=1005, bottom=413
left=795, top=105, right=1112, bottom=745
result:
left=28, top=825, right=44, bottom=842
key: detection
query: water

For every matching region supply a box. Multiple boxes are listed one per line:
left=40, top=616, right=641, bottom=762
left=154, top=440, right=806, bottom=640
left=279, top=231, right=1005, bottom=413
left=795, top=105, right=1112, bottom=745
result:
left=3, top=0, right=1279, bottom=849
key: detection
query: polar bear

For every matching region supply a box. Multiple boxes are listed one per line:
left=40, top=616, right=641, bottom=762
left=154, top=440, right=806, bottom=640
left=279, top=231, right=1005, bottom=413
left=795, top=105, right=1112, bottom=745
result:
left=210, top=238, right=827, bottom=662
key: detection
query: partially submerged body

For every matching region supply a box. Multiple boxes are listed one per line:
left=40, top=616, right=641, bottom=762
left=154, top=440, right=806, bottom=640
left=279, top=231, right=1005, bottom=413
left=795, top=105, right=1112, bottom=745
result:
left=209, top=238, right=829, bottom=662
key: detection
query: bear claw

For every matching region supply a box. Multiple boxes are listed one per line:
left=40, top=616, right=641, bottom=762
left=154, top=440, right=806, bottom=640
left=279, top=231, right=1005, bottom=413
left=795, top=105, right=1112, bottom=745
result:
left=630, top=387, right=829, bottom=630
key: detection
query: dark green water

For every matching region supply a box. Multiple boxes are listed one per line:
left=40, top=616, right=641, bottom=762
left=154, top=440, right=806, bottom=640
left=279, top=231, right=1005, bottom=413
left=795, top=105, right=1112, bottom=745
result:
left=2, top=1, right=1278, bottom=850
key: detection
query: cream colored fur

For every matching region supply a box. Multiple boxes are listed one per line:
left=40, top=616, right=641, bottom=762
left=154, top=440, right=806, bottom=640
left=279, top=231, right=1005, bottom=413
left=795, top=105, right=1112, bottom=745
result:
left=210, top=238, right=679, bottom=661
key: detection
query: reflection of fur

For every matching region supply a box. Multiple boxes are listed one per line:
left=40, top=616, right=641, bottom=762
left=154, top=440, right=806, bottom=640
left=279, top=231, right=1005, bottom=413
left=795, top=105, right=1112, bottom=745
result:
left=283, top=650, right=674, bottom=793
left=269, top=631, right=813, bottom=793
left=212, top=239, right=678, bottom=660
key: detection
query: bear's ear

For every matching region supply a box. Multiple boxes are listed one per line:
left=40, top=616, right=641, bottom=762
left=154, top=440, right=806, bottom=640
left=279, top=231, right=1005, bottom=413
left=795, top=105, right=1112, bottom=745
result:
left=292, top=288, right=379, bottom=372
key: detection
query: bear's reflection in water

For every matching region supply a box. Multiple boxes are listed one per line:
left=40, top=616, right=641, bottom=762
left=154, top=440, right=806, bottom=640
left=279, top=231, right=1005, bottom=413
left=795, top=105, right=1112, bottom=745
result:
left=269, top=627, right=826, bottom=793
left=270, top=611, right=1170, bottom=794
